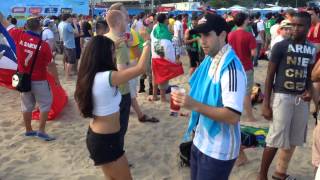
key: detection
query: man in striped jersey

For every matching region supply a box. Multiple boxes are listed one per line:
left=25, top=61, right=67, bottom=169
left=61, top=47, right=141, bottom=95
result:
left=172, top=14, right=246, bottom=180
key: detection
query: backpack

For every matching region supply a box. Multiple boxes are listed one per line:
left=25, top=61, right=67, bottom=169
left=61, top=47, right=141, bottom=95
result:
left=179, top=141, right=192, bottom=167
left=252, top=21, right=259, bottom=37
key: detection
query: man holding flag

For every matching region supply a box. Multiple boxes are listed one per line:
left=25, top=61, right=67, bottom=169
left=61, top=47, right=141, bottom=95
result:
left=151, top=14, right=183, bottom=102
left=0, top=13, right=60, bottom=141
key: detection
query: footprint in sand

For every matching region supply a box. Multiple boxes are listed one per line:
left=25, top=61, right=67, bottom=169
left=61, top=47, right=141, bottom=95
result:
left=0, top=121, right=13, bottom=127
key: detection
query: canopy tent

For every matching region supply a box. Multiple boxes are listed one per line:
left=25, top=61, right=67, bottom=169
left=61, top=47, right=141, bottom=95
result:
left=229, top=5, right=247, bottom=11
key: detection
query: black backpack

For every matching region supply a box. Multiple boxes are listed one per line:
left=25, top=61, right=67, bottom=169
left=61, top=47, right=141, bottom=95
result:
left=179, top=141, right=192, bottom=167
left=252, top=22, right=259, bottom=37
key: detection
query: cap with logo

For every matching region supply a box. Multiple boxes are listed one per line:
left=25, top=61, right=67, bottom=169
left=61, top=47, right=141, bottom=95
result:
left=42, top=18, right=54, bottom=27
left=189, top=13, right=228, bottom=35
left=279, top=19, right=292, bottom=29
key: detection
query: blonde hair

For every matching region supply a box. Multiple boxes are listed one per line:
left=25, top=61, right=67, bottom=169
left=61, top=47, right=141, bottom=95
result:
left=106, top=10, right=124, bottom=29
left=109, top=3, right=124, bottom=11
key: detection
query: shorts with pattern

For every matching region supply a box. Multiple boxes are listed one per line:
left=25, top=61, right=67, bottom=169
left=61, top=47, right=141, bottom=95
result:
left=63, top=47, right=76, bottom=64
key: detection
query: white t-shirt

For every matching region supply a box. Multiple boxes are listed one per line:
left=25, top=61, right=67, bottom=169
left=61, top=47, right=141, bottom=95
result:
left=92, top=71, right=121, bottom=116
left=134, top=19, right=143, bottom=34
left=270, top=35, right=284, bottom=50
left=270, top=23, right=280, bottom=43
left=174, top=20, right=183, bottom=39
left=42, top=27, right=54, bottom=41
left=255, top=19, right=265, bottom=42
left=316, top=167, right=320, bottom=180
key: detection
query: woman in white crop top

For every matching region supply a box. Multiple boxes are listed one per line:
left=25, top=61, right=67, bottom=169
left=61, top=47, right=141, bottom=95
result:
left=75, top=32, right=150, bottom=180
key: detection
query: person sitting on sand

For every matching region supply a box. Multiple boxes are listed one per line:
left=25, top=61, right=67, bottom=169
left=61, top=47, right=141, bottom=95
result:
left=74, top=11, right=151, bottom=179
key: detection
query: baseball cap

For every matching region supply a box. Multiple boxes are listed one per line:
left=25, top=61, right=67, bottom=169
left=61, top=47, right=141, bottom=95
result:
left=42, top=18, right=54, bottom=26
left=189, top=13, right=228, bottom=35
left=279, top=20, right=292, bottom=29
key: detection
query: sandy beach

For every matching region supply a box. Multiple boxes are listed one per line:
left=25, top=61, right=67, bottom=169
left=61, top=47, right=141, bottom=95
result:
left=0, top=55, right=315, bottom=180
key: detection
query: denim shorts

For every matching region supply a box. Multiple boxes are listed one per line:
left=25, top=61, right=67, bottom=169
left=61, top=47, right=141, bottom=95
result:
left=190, top=144, right=236, bottom=180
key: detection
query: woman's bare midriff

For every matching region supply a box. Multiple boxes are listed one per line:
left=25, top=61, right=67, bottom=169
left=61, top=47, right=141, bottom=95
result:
left=89, top=112, right=120, bottom=134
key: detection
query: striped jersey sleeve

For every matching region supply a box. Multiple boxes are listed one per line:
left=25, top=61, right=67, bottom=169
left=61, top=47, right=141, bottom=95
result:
left=221, top=61, right=246, bottom=114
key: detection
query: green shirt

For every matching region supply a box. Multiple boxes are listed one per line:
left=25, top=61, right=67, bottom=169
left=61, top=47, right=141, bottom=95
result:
left=106, top=32, right=130, bottom=95
left=265, top=19, right=276, bottom=35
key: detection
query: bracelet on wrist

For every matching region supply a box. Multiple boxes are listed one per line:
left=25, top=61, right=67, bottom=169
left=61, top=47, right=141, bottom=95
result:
left=143, top=40, right=150, bottom=47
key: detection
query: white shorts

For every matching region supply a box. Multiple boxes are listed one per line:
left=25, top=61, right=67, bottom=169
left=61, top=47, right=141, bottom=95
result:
left=21, top=81, right=52, bottom=112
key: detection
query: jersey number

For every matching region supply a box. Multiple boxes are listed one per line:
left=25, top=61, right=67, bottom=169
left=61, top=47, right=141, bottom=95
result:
left=24, top=49, right=33, bottom=67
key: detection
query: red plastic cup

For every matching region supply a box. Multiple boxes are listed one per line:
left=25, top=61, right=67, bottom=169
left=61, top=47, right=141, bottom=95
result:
left=170, top=87, right=185, bottom=112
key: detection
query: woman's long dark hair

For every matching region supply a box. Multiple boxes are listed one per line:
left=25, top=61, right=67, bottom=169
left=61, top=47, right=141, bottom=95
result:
left=74, top=35, right=117, bottom=118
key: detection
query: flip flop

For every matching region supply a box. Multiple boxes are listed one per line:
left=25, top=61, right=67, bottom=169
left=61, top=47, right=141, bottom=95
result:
left=138, top=115, right=160, bottom=123
left=25, top=131, right=37, bottom=137
left=272, top=174, right=296, bottom=180
left=37, top=132, right=56, bottom=141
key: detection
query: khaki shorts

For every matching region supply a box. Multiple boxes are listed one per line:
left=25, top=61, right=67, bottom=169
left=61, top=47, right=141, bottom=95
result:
left=21, top=81, right=52, bottom=112
left=313, top=124, right=320, bottom=167
left=246, top=70, right=254, bottom=96
left=266, top=93, right=309, bottom=149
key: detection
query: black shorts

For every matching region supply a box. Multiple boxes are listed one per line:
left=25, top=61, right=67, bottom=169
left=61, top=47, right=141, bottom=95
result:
left=86, top=127, right=125, bottom=166
left=187, top=50, right=200, bottom=68
left=63, top=47, right=76, bottom=64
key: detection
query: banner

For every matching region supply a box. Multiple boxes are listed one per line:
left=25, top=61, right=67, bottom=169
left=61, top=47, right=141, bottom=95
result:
left=0, top=0, right=89, bottom=27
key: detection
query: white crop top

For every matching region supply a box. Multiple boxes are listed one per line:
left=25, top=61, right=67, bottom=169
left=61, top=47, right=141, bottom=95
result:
left=92, top=71, right=121, bottom=116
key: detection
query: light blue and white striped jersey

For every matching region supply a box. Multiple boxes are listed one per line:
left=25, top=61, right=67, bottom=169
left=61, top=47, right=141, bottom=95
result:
left=188, top=45, right=246, bottom=160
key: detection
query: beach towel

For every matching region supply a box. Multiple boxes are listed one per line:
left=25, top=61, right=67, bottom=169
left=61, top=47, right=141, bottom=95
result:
left=241, top=125, right=269, bottom=147
left=0, top=23, right=67, bottom=120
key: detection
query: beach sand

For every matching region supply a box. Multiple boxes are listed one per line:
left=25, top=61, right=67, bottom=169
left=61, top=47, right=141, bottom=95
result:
left=0, top=55, right=315, bottom=180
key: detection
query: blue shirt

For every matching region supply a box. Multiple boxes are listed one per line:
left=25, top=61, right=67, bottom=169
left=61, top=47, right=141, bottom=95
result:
left=58, top=21, right=75, bottom=49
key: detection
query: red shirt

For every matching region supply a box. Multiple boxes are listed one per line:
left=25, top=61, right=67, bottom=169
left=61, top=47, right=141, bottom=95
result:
left=307, top=23, right=320, bottom=62
left=228, top=29, right=257, bottom=71
left=9, top=28, right=52, bottom=81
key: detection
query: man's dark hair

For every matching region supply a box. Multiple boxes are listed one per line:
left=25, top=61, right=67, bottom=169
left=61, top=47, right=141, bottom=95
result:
left=191, top=16, right=197, bottom=21
left=293, top=12, right=311, bottom=28
left=307, top=7, right=320, bottom=15
left=157, top=13, right=167, bottom=24
left=10, top=18, right=17, bottom=25
left=62, top=13, right=71, bottom=21
left=96, top=20, right=108, bottom=31
left=138, top=12, right=145, bottom=20
left=275, top=16, right=285, bottom=24
left=234, top=12, right=248, bottom=27
left=26, top=17, right=41, bottom=31
left=169, top=14, right=174, bottom=18
left=6, top=15, right=12, bottom=21
left=265, top=12, right=272, bottom=20
left=255, top=12, right=261, bottom=19
left=176, top=14, right=182, bottom=21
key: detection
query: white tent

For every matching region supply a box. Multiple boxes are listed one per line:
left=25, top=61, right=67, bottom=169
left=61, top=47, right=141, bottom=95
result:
left=229, top=5, right=247, bottom=11
left=218, top=7, right=228, bottom=11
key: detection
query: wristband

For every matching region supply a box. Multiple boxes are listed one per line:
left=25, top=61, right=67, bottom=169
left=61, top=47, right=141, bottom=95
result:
left=143, top=40, right=150, bottom=47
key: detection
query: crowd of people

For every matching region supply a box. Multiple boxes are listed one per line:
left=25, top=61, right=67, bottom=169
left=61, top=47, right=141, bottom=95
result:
left=1, top=2, right=320, bottom=180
